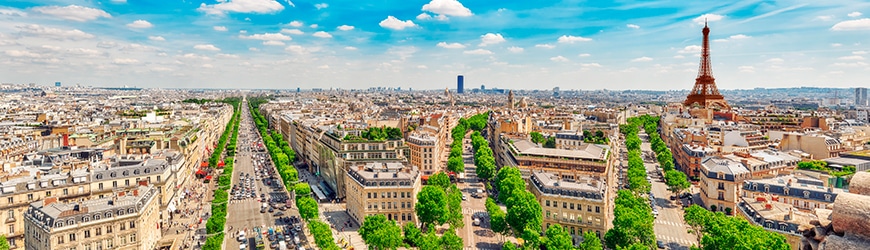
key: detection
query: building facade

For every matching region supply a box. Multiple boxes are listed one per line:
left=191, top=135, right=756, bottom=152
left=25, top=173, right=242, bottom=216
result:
left=530, top=171, right=608, bottom=243
left=699, top=157, right=751, bottom=213
left=344, top=162, right=421, bottom=225
left=23, top=185, right=161, bottom=250
left=406, top=133, right=439, bottom=175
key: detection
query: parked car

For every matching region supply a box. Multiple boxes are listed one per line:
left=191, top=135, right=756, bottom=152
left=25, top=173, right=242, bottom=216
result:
left=473, top=218, right=480, bottom=226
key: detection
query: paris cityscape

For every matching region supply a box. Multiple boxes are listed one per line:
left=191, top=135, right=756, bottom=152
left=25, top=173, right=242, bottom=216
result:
left=2, top=1, right=870, bottom=250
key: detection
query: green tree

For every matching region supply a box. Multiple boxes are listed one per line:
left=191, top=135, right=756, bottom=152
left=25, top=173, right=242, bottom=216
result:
left=0, top=235, right=9, bottom=250
left=296, top=196, right=319, bottom=220
left=359, top=214, right=404, bottom=250
left=683, top=205, right=790, bottom=250
left=403, top=222, right=422, bottom=247
left=417, top=228, right=441, bottom=250
left=429, top=172, right=451, bottom=189
left=544, top=136, right=556, bottom=148
left=605, top=190, right=655, bottom=249
left=294, top=183, right=311, bottom=197
left=440, top=228, right=464, bottom=250
left=496, top=167, right=524, bottom=204
left=664, top=170, right=691, bottom=197
left=503, top=242, right=519, bottom=250
left=476, top=157, right=496, bottom=181
left=530, top=132, right=546, bottom=144
left=486, top=198, right=508, bottom=236
left=544, top=224, right=574, bottom=250
left=506, top=191, right=542, bottom=238
left=447, top=156, right=465, bottom=173
left=578, top=231, right=603, bottom=250
left=416, top=185, right=448, bottom=227
left=446, top=185, right=465, bottom=228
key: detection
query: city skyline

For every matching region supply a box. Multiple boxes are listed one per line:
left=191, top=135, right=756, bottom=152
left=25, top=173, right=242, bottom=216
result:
left=1, top=0, right=869, bottom=90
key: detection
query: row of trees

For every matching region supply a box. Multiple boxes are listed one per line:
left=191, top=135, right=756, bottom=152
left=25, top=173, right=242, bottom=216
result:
left=249, top=97, right=340, bottom=249
left=797, top=160, right=857, bottom=177
left=471, top=131, right=496, bottom=182
left=358, top=126, right=403, bottom=141
left=446, top=112, right=489, bottom=173
left=203, top=98, right=242, bottom=250
left=684, top=205, right=790, bottom=250
left=604, top=115, right=657, bottom=250
left=640, top=116, right=692, bottom=199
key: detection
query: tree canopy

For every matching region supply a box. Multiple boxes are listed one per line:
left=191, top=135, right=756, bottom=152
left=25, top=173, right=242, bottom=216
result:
left=415, top=185, right=448, bottom=227
left=359, top=214, right=404, bottom=250
left=684, top=205, right=790, bottom=250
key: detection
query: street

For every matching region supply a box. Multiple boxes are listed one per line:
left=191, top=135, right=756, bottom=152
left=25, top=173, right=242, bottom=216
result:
left=225, top=99, right=308, bottom=250
left=640, top=132, right=697, bottom=249
left=457, top=136, right=503, bottom=250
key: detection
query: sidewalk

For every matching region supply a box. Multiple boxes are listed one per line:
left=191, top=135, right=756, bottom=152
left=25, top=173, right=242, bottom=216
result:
left=162, top=173, right=216, bottom=249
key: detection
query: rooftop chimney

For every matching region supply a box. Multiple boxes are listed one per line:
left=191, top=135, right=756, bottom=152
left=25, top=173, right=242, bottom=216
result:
left=133, top=189, right=139, bottom=196
left=43, top=197, right=58, bottom=207
left=138, top=180, right=148, bottom=187
left=63, top=134, right=69, bottom=147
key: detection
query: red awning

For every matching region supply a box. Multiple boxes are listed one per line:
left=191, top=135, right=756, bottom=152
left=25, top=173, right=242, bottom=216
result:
left=421, top=175, right=430, bottom=181
left=205, top=175, right=213, bottom=180
left=218, top=161, right=225, bottom=167
left=200, top=161, right=209, bottom=168
left=196, top=170, right=207, bottom=176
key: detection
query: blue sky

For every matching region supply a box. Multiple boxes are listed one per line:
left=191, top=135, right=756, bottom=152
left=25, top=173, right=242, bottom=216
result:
left=0, top=0, right=868, bottom=90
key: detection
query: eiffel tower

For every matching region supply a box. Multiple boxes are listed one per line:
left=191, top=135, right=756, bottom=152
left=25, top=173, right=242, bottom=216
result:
left=684, top=22, right=730, bottom=110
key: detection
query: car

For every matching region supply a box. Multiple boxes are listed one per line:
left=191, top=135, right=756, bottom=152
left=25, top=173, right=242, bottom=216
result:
left=240, top=242, right=248, bottom=250
left=669, top=195, right=677, bottom=200
left=473, top=218, right=480, bottom=226
left=657, top=240, right=665, bottom=249
left=274, top=212, right=284, bottom=217
left=461, top=194, right=467, bottom=201
left=680, top=192, right=692, bottom=199
left=269, top=207, right=275, bottom=213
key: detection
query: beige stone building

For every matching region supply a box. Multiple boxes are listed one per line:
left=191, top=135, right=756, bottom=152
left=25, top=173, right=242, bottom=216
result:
left=345, top=162, right=421, bottom=225
left=699, top=157, right=751, bottom=213
left=406, top=133, right=440, bottom=175
left=530, top=171, right=609, bottom=243
left=23, top=184, right=161, bottom=250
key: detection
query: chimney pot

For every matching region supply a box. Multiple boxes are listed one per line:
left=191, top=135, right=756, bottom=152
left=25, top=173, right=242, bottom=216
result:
left=133, top=189, right=139, bottom=196
left=43, top=197, right=58, bottom=207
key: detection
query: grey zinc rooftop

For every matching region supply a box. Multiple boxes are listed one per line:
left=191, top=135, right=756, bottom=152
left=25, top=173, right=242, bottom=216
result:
left=27, top=185, right=157, bottom=229
left=511, top=139, right=609, bottom=161
left=702, top=157, right=751, bottom=175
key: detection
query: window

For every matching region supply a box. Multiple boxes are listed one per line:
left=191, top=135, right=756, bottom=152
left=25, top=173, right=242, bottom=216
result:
left=570, top=203, right=574, bottom=209
left=107, top=225, right=112, bottom=233
left=63, top=189, right=69, bottom=195
left=546, top=211, right=550, bottom=218
left=96, top=228, right=101, bottom=236
left=106, top=238, right=113, bottom=248
left=125, top=180, right=130, bottom=186
left=587, top=206, right=592, bottom=212
left=84, top=230, right=91, bottom=238
left=112, top=181, right=117, bottom=188
left=120, top=223, right=126, bottom=231
left=130, top=221, right=135, bottom=229
left=58, top=236, right=64, bottom=244
left=6, top=197, right=12, bottom=204
left=595, top=206, right=600, bottom=213
left=7, top=210, right=13, bottom=220
left=8, top=225, right=13, bottom=234
left=27, top=194, right=33, bottom=201
left=576, top=204, right=582, bottom=211
left=98, top=183, right=103, bottom=190
left=130, top=233, right=136, bottom=242
left=367, top=193, right=371, bottom=199
left=563, top=202, right=567, bottom=209
left=46, top=191, right=51, bottom=197
left=546, top=200, right=550, bottom=206
left=69, top=233, right=76, bottom=242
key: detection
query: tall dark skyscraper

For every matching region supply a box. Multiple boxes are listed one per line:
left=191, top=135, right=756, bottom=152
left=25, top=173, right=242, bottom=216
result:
left=457, top=75, right=464, bottom=94
left=857, top=87, right=868, bottom=106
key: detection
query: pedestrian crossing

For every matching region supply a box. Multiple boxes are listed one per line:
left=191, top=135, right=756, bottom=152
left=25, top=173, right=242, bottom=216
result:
left=230, top=199, right=258, bottom=204
left=656, top=234, right=696, bottom=246
left=655, top=220, right=685, bottom=227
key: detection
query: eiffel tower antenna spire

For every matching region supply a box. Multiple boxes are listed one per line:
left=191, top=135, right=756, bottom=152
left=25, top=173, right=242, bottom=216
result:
left=684, top=22, right=730, bottom=110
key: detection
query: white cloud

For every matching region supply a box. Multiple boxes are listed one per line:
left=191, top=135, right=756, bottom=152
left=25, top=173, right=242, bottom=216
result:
left=194, top=44, right=221, bottom=51
left=344, top=46, right=358, bottom=50
left=309, top=24, right=318, bottom=29
left=464, top=49, right=492, bottom=55
left=535, top=44, right=555, bottom=49
left=240, top=33, right=292, bottom=40
left=113, top=58, right=139, bottom=65
left=417, top=65, right=428, bottom=69
left=314, top=3, right=328, bottom=9
left=379, top=16, right=417, bottom=30
left=550, top=56, right=569, bottom=62
left=198, top=0, right=286, bottom=15
left=673, top=55, right=685, bottom=59
left=239, top=30, right=247, bottom=34
left=729, top=34, right=750, bottom=40
left=281, top=28, right=304, bottom=35
left=148, top=36, right=165, bottom=41
left=421, top=0, right=472, bottom=17
left=5, top=50, right=42, bottom=58
left=416, top=13, right=432, bottom=20
left=318, top=64, right=329, bottom=69
left=214, top=26, right=228, bottom=31
left=678, top=45, right=701, bottom=54
left=312, top=31, right=332, bottom=38
left=289, top=21, right=303, bottom=27
left=202, top=64, right=214, bottom=68
left=580, top=63, right=601, bottom=67
left=0, top=8, right=27, bottom=17
left=838, top=55, right=865, bottom=60
left=738, top=66, right=755, bottom=73
left=815, top=15, right=834, bottom=21
left=693, top=13, right=724, bottom=24
left=832, top=62, right=868, bottom=67
left=127, top=20, right=153, bottom=29
left=479, top=33, right=505, bottom=46
left=17, top=24, right=94, bottom=40
left=285, top=45, right=317, bottom=54
left=263, top=40, right=285, bottom=46
left=631, top=56, right=653, bottom=62
left=434, top=15, right=449, bottom=21
left=848, top=12, right=863, bottom=18
left=32, top=5, right=111, bottom=22
left=831, top=18, right=870, bottom=31
left=437, top=42, right=465, bottom=49
left=216, top=53, right=240, bottom=59
left=831, top=43, right=842, bottom=47
left=766, top=58, right=784, bottom=63
left=337, top=25, right=354, bottom=31
left=853, top=50, right=868, bottom=55
left=508, top=46, right=524, bottom=53
left=626, top=24, right=640, bottom=29
left=578, top=53, right=591, bottom=57
left=557, top=35, right=592, bottom=43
